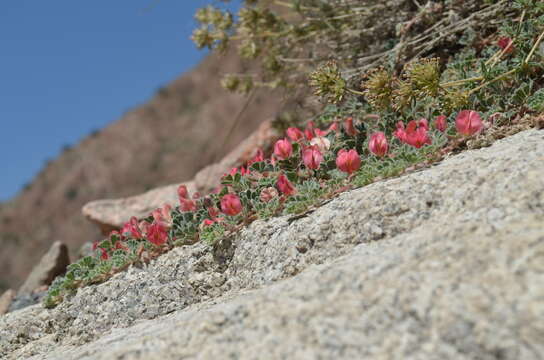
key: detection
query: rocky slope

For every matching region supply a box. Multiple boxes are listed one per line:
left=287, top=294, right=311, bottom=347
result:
left=0, top=48, right=289, bottom=292
left=1, top=129, right=542, bottom=359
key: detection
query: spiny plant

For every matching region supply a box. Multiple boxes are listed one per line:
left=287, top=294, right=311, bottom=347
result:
left=192, top=0, right=517, bottom=94
left=44, top=0, right=544, bottom=308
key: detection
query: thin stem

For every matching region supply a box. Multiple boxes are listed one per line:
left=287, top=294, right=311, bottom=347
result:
left=441, top=76, right=484, bottom=88
left=468, top=68, right=518, bottom=95
left=347, top=88, right=365, bottom=96
left=525, top=28, right=544, bottom=64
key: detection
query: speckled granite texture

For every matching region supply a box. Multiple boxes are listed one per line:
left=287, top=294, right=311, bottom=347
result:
left=1, top=129, right=543, bottom=360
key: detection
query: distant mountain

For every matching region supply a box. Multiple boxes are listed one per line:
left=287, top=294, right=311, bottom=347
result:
left=0, top=49, right=288, bottom=292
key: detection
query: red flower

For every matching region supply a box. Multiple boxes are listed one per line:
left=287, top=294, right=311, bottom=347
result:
left=314, top=128, right=328, bottom=137
left=434, top=115, right=447, bottom=132
left=152, top=204, right=173, bottom=228
left=180, top=198, right=197, bottom=212
left=304, top=121, right=315, bottom=140
left=498, top=37, right=514, bottom=54
left=286, top=127, right=304, bottom=142
left=121, top=216, right=143, bottom=239
left=393, top=121, right=406, bottom=142
left=344, top=117, right=357, bottom=137
left=302, top=145, right=324, bottom=170
left=327, top=122, right=339, bottom=133
left=99, top=248, right=109, bottom=260
left=276, top=174, right=296, bottom=196
left=147, top=222, right=168, bottom=246
left=221, top=194, right=243, bottom=216
left=336, top=149, right=361, bottom=174
left=455, top=110, right=483, bottom=136
left=177, top=185, right=189, bottom=200
left=201, top=219, right=215, bottom=227
left=274, top=138, right=293, bottom=160
left=368, top=132, right=389, bottom=157
left=397, top=120, right=432, bottom=148
left=248, top=148, right=264, bottom=165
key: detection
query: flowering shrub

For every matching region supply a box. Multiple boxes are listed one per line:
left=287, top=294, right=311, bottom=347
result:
left=44, top=0, right=544, bottom=308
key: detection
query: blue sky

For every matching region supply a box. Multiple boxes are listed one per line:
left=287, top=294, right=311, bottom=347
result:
left=0, top=0, right=240, bottom=202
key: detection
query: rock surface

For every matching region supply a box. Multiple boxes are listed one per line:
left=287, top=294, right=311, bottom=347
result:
left=0, top=290, right=15, bottom=315
left=17, top=241, right=70, bottom=296
left=82, top=182, right=196, bottom=232
left=81, top=120, right=280, bottom=233
left=1, top=129, right=543, bottom=359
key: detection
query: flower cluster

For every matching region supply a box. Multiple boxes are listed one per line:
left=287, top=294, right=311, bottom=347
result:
left=90, top=107, right=484, bottom=264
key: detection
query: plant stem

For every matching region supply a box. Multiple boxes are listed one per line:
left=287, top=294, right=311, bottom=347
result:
left=468, top=68, right=518, bottom=95
left=347, top=88, right=366, bottom=96
left=524, top=28, right=544, bottom=64
left=441, top=76, right=484, bottom=88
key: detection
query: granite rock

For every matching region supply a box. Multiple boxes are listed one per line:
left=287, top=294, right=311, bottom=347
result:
left=1, top=129, right=543, bottom=359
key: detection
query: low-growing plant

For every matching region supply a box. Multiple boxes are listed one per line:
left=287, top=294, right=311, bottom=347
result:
left=44, top=0, right=544, bottom=307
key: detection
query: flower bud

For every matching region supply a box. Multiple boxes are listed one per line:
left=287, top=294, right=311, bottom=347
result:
left=368, top=132, right=388, bottom=157
left=260, top=186, right=279, bottom=202
left=276, top=174, right=296, bottom=196
left=344, top=117, right=357, bottom=136
left=434, top=115, right=447, bottom=132
left=286, top=127, right=304, bottom=142
left=273, top=138, right=293, bottom=160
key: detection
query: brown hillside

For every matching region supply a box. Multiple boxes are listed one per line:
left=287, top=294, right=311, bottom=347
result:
left=0, top=49, right=288, bottom=292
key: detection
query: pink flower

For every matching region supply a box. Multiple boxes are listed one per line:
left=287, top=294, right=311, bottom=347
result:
left=221, top=194, right=243, bottom=216
left=201, top=219, right=215, bottom=227
left=302, top=145, right=324, bottom=170
left=152, top=204, right=173, bottom=228
left=147, top=222, right=168, bottom=246
left=177, top=185, right=189, bottom=200
left=498, top=37, right=514, bottom=54
left=344, top=117, right=357, bottom=137
left=248, top=148, right=264, bottom=165
left=417, top=118, right=429, bottom=130
left=276, top=174, right=296, bottom=196
left=180, top=198, right=197, bottom=212
left=274, top=138, right=293, bottom=160
left=368, top=132, right=389, bottom=157
left=121, top=216, right=143, bottom=239
left=328, top=122, right=339, bottom=133
left=393, top=121, right=406, bottom=142
left=286, top=127, right=304, bottom=142
left=336, top=149, right=361, bottom=174
left=434, top=115, right=447, bottom=132
left=304, top=121, right=315, bottom=140
left=260, top=187, right=279, bottom=202
left=405, top=120, right=432, bottom=148
left=455, top=110, right=483, bottom=136
left=314, top=128, right=328, bottom=137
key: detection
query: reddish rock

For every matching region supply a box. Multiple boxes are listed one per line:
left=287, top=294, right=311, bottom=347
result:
left=82, top=181, right=197, bottom=233
left=0, top=289, right=15, bottom=315
left=194, top=120, right=279, bottom=193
